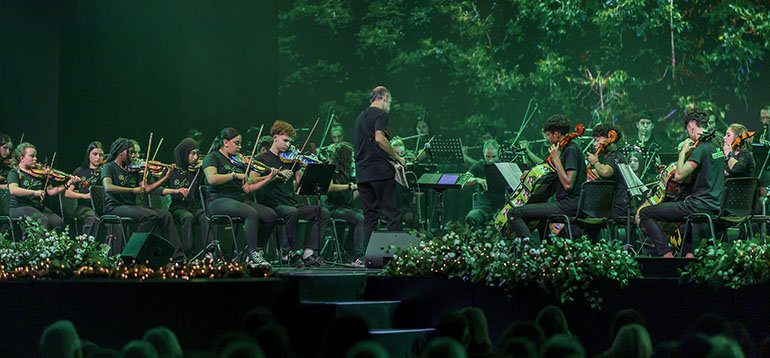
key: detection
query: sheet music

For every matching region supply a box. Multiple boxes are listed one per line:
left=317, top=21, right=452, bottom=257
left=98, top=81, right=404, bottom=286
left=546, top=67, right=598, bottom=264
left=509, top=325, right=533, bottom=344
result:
left=494, top=163, right=523, bottom=191
left=617, top=163, right=645, bottom=197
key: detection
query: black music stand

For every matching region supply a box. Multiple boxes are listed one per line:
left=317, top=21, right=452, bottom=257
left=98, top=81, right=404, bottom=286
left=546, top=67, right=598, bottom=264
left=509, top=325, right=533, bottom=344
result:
left=416, top=172, right=471, bottom=233
left=427, top=137, right=464, bottom=164
left=617, top=163, right=646, bottom=253
left=297, top=163, right=340, bottom=263
left=752, top=143, right=770, bottom=238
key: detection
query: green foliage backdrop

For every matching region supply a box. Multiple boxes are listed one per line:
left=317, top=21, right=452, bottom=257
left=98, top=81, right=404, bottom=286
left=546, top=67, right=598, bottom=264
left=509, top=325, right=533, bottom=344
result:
left=278, top=0, right=769, bottom=145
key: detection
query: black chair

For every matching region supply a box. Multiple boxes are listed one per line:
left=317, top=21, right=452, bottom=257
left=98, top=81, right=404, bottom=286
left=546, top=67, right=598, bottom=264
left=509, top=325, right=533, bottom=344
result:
left=0, top=188, right=23, bottom=241
left=90, top=186, right=135, bottom=254
left=681, top=177, right=759, bottom=255
left=545, top=180, right=617, bottom=240
left=58, top=192, right=79, bottom=236
left=192, top=185, right=245, bottom=262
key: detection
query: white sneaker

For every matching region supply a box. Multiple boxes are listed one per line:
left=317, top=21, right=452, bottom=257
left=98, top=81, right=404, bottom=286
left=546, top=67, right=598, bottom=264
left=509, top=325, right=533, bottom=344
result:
left=203, top=252, right=216, bottom=262
left=350, top=258, right=365, bottom=268
left=248, top=250, right=269, bottom=266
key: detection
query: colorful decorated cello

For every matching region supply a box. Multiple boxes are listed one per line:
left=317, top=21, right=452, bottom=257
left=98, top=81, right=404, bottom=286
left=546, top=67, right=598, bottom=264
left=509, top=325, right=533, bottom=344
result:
left=495, top=124, right=585, bottom=234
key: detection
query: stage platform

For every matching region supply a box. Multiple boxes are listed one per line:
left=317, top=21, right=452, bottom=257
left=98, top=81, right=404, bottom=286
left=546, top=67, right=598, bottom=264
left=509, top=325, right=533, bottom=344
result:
left=2, top=262, right=768, bottom=357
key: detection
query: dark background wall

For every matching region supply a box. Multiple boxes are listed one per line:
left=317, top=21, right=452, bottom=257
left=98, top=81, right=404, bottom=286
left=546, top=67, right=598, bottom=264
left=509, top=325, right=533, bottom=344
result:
left=1, top=0, right=279, bottom=170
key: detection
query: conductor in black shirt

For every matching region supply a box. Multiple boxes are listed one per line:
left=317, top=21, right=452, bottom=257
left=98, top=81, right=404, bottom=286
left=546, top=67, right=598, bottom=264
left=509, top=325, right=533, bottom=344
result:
left=354, top=86, right=405, bottom=252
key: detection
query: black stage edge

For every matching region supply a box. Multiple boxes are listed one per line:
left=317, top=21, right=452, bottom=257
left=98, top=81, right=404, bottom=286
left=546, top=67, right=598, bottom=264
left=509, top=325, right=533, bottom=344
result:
left=2, top=269, right=769, bottom=357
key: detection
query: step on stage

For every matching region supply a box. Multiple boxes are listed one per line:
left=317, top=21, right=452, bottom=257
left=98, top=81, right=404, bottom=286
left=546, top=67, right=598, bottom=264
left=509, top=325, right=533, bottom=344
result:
left=2, top=259, right=769, bottom=357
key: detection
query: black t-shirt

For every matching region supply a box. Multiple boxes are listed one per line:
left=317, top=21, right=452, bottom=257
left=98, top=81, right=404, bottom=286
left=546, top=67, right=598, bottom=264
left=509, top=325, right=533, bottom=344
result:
left=0, top=160, right=11, bottom=184
left=599, top=150, right=629, bottom=218
left=72, top=166, right=102, bottom=207
left=202, top=151, right=246, bottom=201
left=101, top=162, right=139, bottom=210
left=686, top=141, right=725, bottom=209
left=725, top=150, right=755, bottom=178
left=255, top=150, right=300, bottom=208
left=555, top=142, right=586, bottom=202
left=468, top=161, right=505, bottom=209
left=167, top=168, right=200, bottom=211
left=354, top=106, right=394, bottom=183
left=7, top=168, right=45, bottom=210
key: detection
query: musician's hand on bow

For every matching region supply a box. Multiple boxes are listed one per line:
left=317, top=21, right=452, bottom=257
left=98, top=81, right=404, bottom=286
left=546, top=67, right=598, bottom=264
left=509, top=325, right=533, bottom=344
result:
left=67, top=176, right=78, bottom=187
left=679, top=140, right=692, bottom=156
left=587, top=152, right=599, bottom=165
left=176, top=187, right=189, bottom=198
left=549, top=144, right=560, bottom=160
left=267, top=168, right=280, bottom=181
left=34, top=189, right=45, bottom=200
left=279, top=169, right=293, bottom=180
left=723, top=142, right=733, bottom=157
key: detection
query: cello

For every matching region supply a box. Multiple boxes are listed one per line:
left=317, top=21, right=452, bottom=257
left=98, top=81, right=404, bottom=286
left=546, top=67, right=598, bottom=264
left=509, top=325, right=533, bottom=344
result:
left=494, top=124, right=585, bottom=234
left=586, top=130, right=619, bottom=181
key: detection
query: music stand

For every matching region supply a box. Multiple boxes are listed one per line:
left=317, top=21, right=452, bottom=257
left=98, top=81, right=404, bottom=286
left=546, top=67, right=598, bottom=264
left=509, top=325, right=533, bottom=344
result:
left=297, top=163, right=341, bottom=262
left=484, top=163, right=523, bottom=198
left=752, top=143, right=770, bottom=238
left=617, top=163, right=646, bottom=251
left=427, top=137, right=464, bottom=164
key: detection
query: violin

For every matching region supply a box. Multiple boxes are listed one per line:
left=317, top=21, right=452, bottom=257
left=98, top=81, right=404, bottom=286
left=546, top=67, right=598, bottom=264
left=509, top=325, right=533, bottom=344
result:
left=127, top=160, right=179, bottom=175
left=228, top=155, right=275, bottom=176
left=586, top=130, right=619, bottom=181
left=28, top=165, right=89, bottom=188
left=279, top=149, right=322, bottom=167
left=731, top=131, right=755, bottom=152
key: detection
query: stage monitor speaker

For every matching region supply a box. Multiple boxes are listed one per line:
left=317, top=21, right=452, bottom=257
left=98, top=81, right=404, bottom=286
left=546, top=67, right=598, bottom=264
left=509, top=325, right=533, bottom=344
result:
left=365, top=231, right=421, bottom=269
left=120, top=232, right=175, bottom=269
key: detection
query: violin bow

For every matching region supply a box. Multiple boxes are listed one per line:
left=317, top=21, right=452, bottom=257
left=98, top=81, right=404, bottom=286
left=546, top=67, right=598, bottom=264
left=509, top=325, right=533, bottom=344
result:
left=40, top=151, right=56, bottom=202
left=142, top=133, right=154, bottom=188
left=289, top=117, right=320, bottom=174
left=243, top=124, right=264, bottom=184
left=185, top=136, right=217, bottom=200
left=151, top=137, right=164, bottom=161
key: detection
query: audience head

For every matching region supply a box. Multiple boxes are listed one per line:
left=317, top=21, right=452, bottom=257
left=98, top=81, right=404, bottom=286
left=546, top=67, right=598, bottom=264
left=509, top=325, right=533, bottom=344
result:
left=459, top=307, right=491, bottom=354
left=707, top=335, right=745, bottom=358
left=211, top=332, right=255, bottom=357
left=142, top=327, right=182, bottom=358
left=120, top=340, right=158, bottom=358
left=499, top=337, right=537, bottom=358
left=609, top=308, right=646, bottom=341
left=679, top=333, right=712, bottom=358
left=320, top=314, right=371, bottom=358
left=434, top=311, right=470, bottom=348
left=241, top=307, right=275, bottom=337
left=422, top=337, right=467, bottom=358
left=653, top=341, right=680, bottom=358
left=536, top=305, right=571, bottom=339
left=254, top=323, right=293, bottom=358
left=40, top=320, right=82, bottom=358
left=693, top=313, right=729, bottom=337
left=540, top=334, right=585, bottom=358
left=345, top=341, right=389, bottom=358
left=602, top=324, right=652, bottom=358
left=220, top=340, right=265, bottom=358
left=500, top=321, right=546, bottom=352
left=88, top=348, right=120, bottom=358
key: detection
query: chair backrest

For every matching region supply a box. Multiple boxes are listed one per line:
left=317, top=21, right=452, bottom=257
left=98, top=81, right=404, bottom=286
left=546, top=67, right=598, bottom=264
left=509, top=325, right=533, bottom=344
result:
left=90, top=186, right=106, bottom=217
left=720, top=177, right=758, bottom=217
left=59, top=193, right=78, bottom=218
left=0, top=188, right=11, bottom=217
left=576, top=180, right=616, bottom=219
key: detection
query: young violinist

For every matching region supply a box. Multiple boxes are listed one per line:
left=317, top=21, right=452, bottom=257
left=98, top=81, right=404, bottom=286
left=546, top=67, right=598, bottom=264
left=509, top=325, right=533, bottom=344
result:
left=101, top=138, right=184, bottom=260
left=66, top=141, right=105, bottom=237
left=723, top=123, right=755, bottom=178
left=255, top=120, right=330, bottom=267
left=638, top=109, right=724, bottom=258
left=326, top=142, right=364, bottom=266
left=505, top=115, right=587, bottom=242
left=586, top=124, right=628, bottom=221
left=7, top=142, right=76, bottom=231
left=202, top=128, right=279, bottom=265
left=0, top=133, right=13, bottom=185
left=162, top=138, right=206, bottom=256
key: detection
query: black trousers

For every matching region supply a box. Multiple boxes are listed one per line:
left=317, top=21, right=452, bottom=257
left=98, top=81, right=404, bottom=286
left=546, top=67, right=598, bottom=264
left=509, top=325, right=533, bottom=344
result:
left=274, top=205, right=330, bottom=252
left=171, top=207, right=207, bottom=255
left=506, top=200, right=578, bottom=242
left=465, top=206, right=495, bottom=227
left=331, top=207, right=365, bottom=259
left=207, top=197, right=277, bottom=251
left=10, top=206, right=64, bottom=230
left=74, top=205, right=99, bottom=238
left=106, top=205, right=184, bottom=258
left=358, top=178, right=402, bottom=252
left=638, top=200, right=718, bottom=256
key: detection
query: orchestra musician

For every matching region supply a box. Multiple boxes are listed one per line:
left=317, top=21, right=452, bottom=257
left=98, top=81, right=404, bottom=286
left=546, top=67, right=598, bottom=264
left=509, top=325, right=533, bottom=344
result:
left=637, top=109, right=724, bottom=258
left=586, top=124, right=628, bottom=222
left=629, top=111, right=662, bottom=178
left=354, top=86, right=404, bottom=254
left=202, top=128, right=278, bottom=265
left=505, top=115, right=587, bottom=242
left=326, top=142, right=365, bottom=267
left=760, top=103, right=770, bottom=143
left=723, top=123, right=755, bottom=178
left=255, top=120, right=330, bottom=267
left=0, top=133, right=13, bottom=185
left=101, top=138, right=184, bottom=260
left=7, top=142, right=78, bottom=231
left=463, top=139, right=505, bottom=227
left=163, top=138, right=206, bottom=257
left=66, top=141, right=105, bottom=238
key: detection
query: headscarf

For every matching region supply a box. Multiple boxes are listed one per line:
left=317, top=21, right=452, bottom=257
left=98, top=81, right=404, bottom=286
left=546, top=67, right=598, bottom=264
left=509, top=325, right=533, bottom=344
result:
left=106, top=138, right=131, bottom=163
left=174, top=138, right=199, bottom=170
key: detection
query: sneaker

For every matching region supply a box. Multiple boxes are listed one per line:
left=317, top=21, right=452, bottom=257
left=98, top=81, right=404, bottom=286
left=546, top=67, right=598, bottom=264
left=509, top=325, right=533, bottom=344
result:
left=248, top=250, right=269, bottom=266
left=290, top=254, right=304, bottom=267
left=203, top=252, right=216, bottom=263
left=349, top=258, right=365, bottom=268
left=302, top=254, right=325, bottom=267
